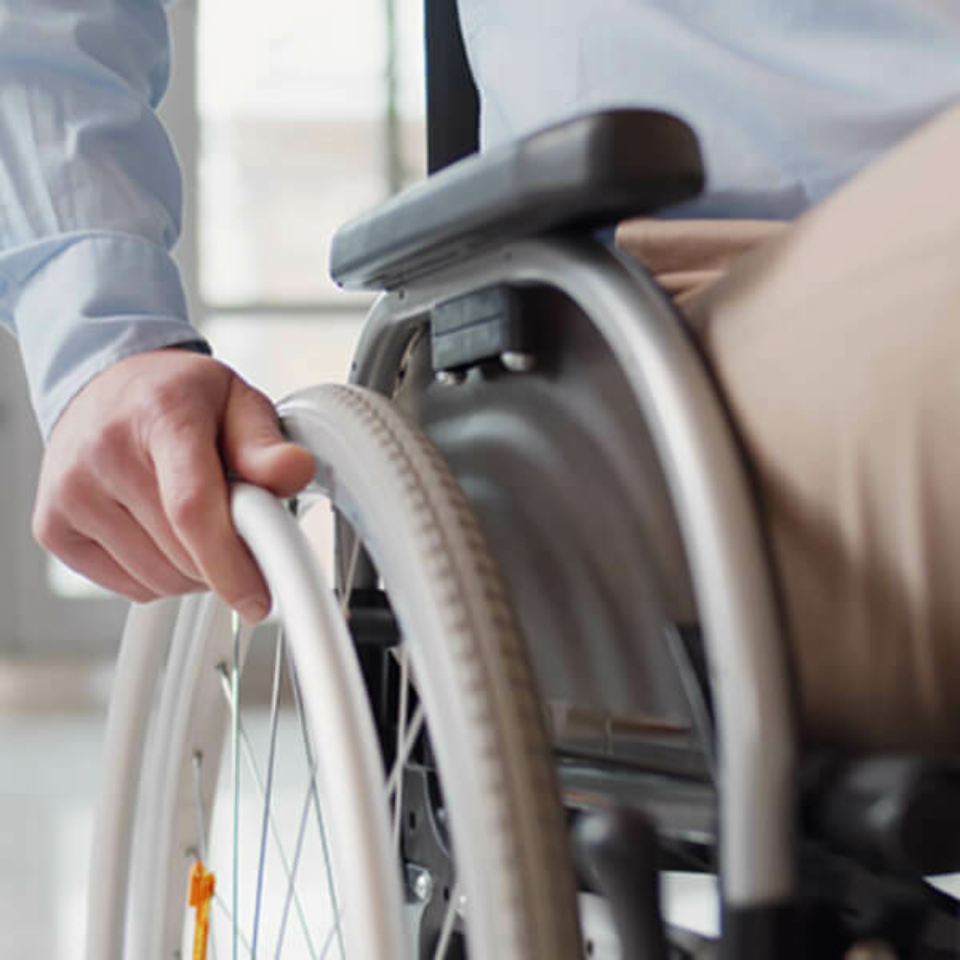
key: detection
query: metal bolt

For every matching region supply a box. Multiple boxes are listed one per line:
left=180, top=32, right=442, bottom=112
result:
left=407, top=865, right=434, bottom=902
left=413, top=872, right=432, bottom=901
left=456, top=890, right=468, bottom=916
left=435, top=370, right=465, bottom=386
left=500, top=351, right=536, bottom=373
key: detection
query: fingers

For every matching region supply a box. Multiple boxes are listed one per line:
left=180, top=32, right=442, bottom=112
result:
left=32, top=351, right=304, bottom=622
left=72, top=498, right=207, bottom=596
left=151, top=414, right=272, bottom=622
left=34, top=523, right=158, bottom=604
left=222, top=378, right=315, bottom=496
left=35, top=492, right=204, bottom=599
left=105, top=462, right=204, bottom=583
left=66, top=540, right=159, bottom=603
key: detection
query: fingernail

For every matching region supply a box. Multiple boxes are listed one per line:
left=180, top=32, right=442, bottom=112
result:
left=238, top=598, right=270, bottom=623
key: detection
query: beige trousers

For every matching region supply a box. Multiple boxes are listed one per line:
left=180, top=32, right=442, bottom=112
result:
left=616, top=103, right=960, bottom=753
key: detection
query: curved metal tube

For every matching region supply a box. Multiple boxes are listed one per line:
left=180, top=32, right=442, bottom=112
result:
left=350, top=236, right=798, bottom=908
left=231, top=484, right=407, bottom=958
left=85, top=599, right=178, bottom=960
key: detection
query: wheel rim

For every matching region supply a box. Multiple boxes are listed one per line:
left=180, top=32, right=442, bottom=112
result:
left=140, top=487, right=482, bottom=959
left=138, top=485, right=405, bottom=959
left=128, top=384, right=581, bottom=960
left=282, top=386, right=581, bottom=960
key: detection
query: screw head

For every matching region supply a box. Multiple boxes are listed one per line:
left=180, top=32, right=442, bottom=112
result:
left=435, top=369, right=465, bottom=386
left=411, top=868, right=434, bottom=902
left=500, top=351, right=536, bottom=373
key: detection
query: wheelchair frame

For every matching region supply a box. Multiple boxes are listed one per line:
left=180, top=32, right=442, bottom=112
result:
left=357, top=9, right=799, bottom=946
left=345, top=233, right=798, bottom=952
left=85, top=6, right=960, bottom=958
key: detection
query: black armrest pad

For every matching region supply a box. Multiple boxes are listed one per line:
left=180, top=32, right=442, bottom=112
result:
left=330, top=109, right=704, bottom=290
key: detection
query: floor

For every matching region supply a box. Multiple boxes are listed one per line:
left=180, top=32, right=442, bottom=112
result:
left=0, top=708, right=104, bottom=958
left=2, top=658, right=720, bottom=958
left=0, top=660, right=341, bottom=959
left=7, top=660, right=955, bottom=958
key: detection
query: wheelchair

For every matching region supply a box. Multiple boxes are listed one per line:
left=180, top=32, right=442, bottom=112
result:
left=84, top=19, right=960, bottom=960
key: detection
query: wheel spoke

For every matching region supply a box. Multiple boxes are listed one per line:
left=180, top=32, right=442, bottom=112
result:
left=384, top=702, right=425, bottom=801
left=432, top=880, right=462, bottom=960
left=392, top=643, right=411, bottom=852
left=214, top=667, right=317, bottom=955
left=288, top=659, right=345, bottom=960
left=316, top=904, right=346, bottom=960
left=338, top=532, right=362, bottom=619
left=213, top=892, right=254, bottom=959
left=251, top=627, right=284, bottom=958
left=191, top=752, right=210, bottom=863
left=273, top=778, right=315, bottom=960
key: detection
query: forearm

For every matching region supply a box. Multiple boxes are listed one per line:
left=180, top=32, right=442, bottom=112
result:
left=0, top=0, right=205, bottom=437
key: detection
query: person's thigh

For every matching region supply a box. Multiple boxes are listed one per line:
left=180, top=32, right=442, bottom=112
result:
left=680, top=103, right=960, bottom=751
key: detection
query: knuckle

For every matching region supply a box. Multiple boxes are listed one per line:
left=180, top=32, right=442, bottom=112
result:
left=138, top=388, right=196, bottom=449
left=143, top=378, right=186, bottom=424
left=141, top=365, right=224, bottom=440
left=89, top=417, right=131, bottom=461
left=167, top=486, right=208, bottom=531
left=56, top=468, right=95, bottom=518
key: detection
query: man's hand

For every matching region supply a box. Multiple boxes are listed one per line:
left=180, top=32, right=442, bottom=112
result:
left=33, top=350, right=316, bottom=622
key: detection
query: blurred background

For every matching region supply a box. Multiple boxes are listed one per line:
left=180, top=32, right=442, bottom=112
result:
left=0, top=0, right=425, bottom=951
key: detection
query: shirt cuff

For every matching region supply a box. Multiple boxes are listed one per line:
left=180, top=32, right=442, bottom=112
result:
left=11, top=233, right=209, bottom=439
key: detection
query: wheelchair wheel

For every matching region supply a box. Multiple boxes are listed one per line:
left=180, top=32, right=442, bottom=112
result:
left=119, top=384, right=580, bottom=960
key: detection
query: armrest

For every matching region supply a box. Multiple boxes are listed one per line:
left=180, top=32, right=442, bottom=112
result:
left=330, top=109, right=704, bottom=291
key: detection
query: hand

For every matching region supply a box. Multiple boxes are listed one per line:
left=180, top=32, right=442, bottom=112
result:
left=33, top=350, right=315, bottom=621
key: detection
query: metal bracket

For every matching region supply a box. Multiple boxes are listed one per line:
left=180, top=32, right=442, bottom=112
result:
left=431, top=285, right=529, bottom=374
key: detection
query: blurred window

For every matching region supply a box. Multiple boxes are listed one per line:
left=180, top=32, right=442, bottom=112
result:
left=197, top=0, right=426, bottom=309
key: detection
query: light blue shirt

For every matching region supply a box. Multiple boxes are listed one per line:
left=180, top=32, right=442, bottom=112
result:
left=463, top=0, right=960, bottom=217
left=3, top=1, right=960, bottom=437
left=0, top=0, right=196, bottom=438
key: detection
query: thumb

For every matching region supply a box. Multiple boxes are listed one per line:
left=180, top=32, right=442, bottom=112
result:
left=222, top=376, right=315, bottom=496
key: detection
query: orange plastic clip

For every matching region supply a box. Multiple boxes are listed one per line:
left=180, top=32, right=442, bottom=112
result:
left=188, top=860, right=216, bottom=960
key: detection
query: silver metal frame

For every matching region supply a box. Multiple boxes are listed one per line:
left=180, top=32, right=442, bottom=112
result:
left=349, top=236, right=799, bottom=909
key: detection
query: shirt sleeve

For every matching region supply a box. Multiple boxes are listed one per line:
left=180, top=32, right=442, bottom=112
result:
left=0, top=0, right=208, bottom=439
